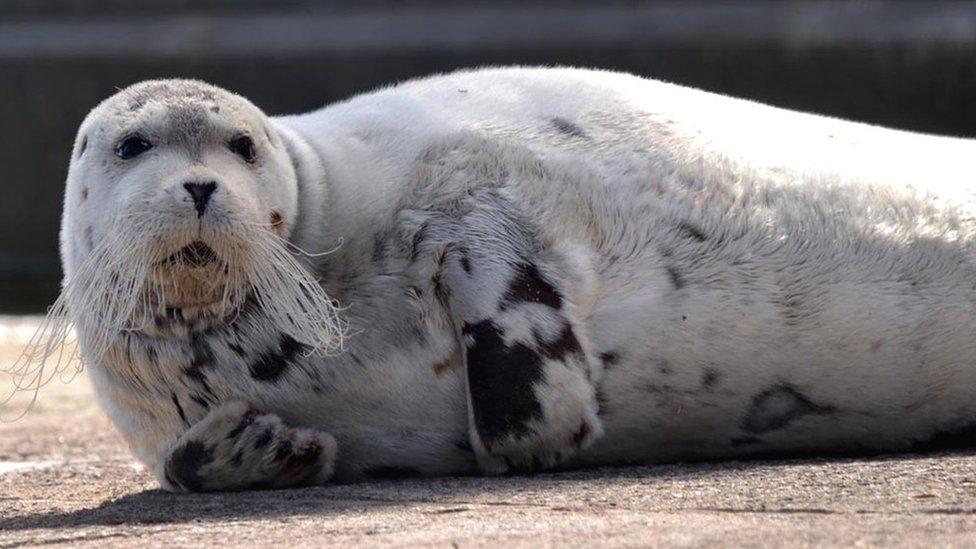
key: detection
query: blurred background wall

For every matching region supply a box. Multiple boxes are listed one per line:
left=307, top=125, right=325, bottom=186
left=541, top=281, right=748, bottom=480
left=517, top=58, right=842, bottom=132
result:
left=2, top=0, right=975, bottom=313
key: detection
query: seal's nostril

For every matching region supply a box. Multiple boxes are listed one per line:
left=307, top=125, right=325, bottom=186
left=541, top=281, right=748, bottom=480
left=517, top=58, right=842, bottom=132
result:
left=183, top=181, right=217, bottom=218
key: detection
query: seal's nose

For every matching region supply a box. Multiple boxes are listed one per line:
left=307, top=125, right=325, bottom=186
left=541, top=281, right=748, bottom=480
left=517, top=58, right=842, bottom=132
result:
left=183, top=181, right=217, bottom=217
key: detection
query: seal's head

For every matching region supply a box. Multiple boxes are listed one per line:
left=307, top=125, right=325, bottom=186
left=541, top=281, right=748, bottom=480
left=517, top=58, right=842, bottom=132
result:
left=4, top=80, right=342, bottom=409
left=63, top=79, right=302, bottom=325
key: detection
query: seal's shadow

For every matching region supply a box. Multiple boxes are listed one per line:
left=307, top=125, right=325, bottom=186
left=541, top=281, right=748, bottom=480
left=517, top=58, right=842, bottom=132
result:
left=3, top=450, right=974, bottom=534
left=0, top=482, right=400, bottom=533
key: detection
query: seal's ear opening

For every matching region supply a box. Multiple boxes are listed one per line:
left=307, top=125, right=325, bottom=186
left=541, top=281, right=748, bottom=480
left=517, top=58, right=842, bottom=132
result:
left=270, top=210, right=285, bottom=235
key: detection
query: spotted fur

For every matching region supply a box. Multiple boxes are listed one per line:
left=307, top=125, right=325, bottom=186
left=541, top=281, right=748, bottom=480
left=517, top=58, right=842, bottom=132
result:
left=44, top=67, right=976, bottom=492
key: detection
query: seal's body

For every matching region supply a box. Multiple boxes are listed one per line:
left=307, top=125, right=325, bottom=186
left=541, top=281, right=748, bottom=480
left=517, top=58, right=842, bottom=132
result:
left=52, top=67, right=976, bottom=491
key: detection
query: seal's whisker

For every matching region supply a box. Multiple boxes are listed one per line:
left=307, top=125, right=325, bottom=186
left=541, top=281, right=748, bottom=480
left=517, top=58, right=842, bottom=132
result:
left=241, top=221, right=345, bottom=258
left=239, top=231, right=346, bottom=354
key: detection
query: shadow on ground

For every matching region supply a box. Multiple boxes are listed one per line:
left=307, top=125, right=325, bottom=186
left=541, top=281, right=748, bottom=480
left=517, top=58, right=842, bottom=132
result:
left=5, top=450, right=975, bottom=534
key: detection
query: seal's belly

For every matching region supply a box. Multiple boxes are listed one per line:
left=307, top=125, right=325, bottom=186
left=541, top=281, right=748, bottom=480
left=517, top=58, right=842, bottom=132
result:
left=572, top=163, right=976, bottom=463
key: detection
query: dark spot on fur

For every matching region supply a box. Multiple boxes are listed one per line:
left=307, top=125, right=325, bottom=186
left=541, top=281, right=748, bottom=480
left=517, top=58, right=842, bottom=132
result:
left=145, top=344, right=158, bottom=365
left=572, top=421, right=591, bottom=447
left=741, top=385, right=832, bottom=434
left=183, top=336, right=214, bottom=395
left=183, top=367, right=210, bottom=393
left=701, top=368, right=720, bottom=389
left=210, top=105, right=220, bottom=114
left=190, top=337, right=214, bottom=369
left=78, top=136, right=88, bottom=157
left=454, top=438, right=474, bottom=453
left=274, top=439, right=293, bottom=461
left=502, top=263, right=562, bottom=310
left=230, top=449, right=244, bottom=467
left=550, top=117, right=587, bottom=138
left=165, top=441, right=213, bottom=492
left=228, top=342, right=246, bottom=358
left=463, top=320, right=544, bottom=447
left=460, top=255, right=472, bottom=274
left=776, top=291, right=805, bottom=326
left=658, top=360, right=673, bottom=375
left=600, top=351, right=619, bottom=368
left=432, top=269, right=451, bottom=305
left=190, top=394, right=210, bottom=410
left=171, top=392, right=189, bottom=426
left=676, top=222, right=707, bottom=242
left=643, top=383, right=672, bottom=395
left=249, top=334, right=309, bottom=383
left=665, top=266, right=685, bottom=290
left=372, top=236, right=387, bottom=262
left=364, top=466, right=423, bottom=480
left=84, top=226, right=94, bottom=251
left=775, top=278, right=822, bottom=326
left=227, top=413, right=255, bottom=440
left=254, top=428, right=274, bottom=450
left=410, top=222, right=429, bottom=262
left=80, top=187, right=88, bottom=201
left=537, top=323, right=583, bottom=362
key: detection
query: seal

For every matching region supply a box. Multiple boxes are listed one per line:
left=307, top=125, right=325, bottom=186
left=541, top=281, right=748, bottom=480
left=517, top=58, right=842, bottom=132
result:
left=9, top=67, right=976, bottom=491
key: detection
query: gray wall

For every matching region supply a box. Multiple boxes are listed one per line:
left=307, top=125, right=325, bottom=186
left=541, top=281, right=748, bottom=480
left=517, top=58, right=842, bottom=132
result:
left=2, top=0, right=976, bottom=312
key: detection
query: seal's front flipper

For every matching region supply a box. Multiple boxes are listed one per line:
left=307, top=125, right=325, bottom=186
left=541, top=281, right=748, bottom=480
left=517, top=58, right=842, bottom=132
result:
left=435, top=217, right=603, bottom=474
left=157, top=400, right=337, bottom=492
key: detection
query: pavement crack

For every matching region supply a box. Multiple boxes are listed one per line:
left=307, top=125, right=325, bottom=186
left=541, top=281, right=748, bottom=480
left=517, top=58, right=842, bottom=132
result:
left=696, top=506, right=838, bottom=515
left=0, top=531, right=130, bottom=548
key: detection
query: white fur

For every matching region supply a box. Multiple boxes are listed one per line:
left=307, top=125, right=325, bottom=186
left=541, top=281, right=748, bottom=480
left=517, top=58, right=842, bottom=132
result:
left=10, top=67, right=976, bottom=489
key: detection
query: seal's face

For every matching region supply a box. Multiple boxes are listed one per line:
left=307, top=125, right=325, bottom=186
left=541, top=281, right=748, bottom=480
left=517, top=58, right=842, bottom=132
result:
left=62, top=80, right=298, bottom=332
left=57, top=80, right=340, bottom=347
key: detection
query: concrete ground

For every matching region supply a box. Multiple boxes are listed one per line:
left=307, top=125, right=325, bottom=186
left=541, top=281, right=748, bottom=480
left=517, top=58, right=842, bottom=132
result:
left=2, top=317, right=976, bottom=547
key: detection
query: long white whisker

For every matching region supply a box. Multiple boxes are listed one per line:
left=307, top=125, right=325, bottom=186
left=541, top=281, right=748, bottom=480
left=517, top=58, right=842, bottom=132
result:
left=3, top=209, right=347, bottom=420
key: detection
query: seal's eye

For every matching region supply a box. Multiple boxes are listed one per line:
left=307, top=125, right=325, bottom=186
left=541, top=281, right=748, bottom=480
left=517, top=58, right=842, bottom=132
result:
left=229, top=135, right=256, bottom=164
left=115, top=136, right=152, bottom=160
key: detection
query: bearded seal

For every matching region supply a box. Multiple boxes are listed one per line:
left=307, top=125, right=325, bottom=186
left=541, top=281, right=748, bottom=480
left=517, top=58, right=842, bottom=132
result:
left=8, top=67, right=976, bottom=491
